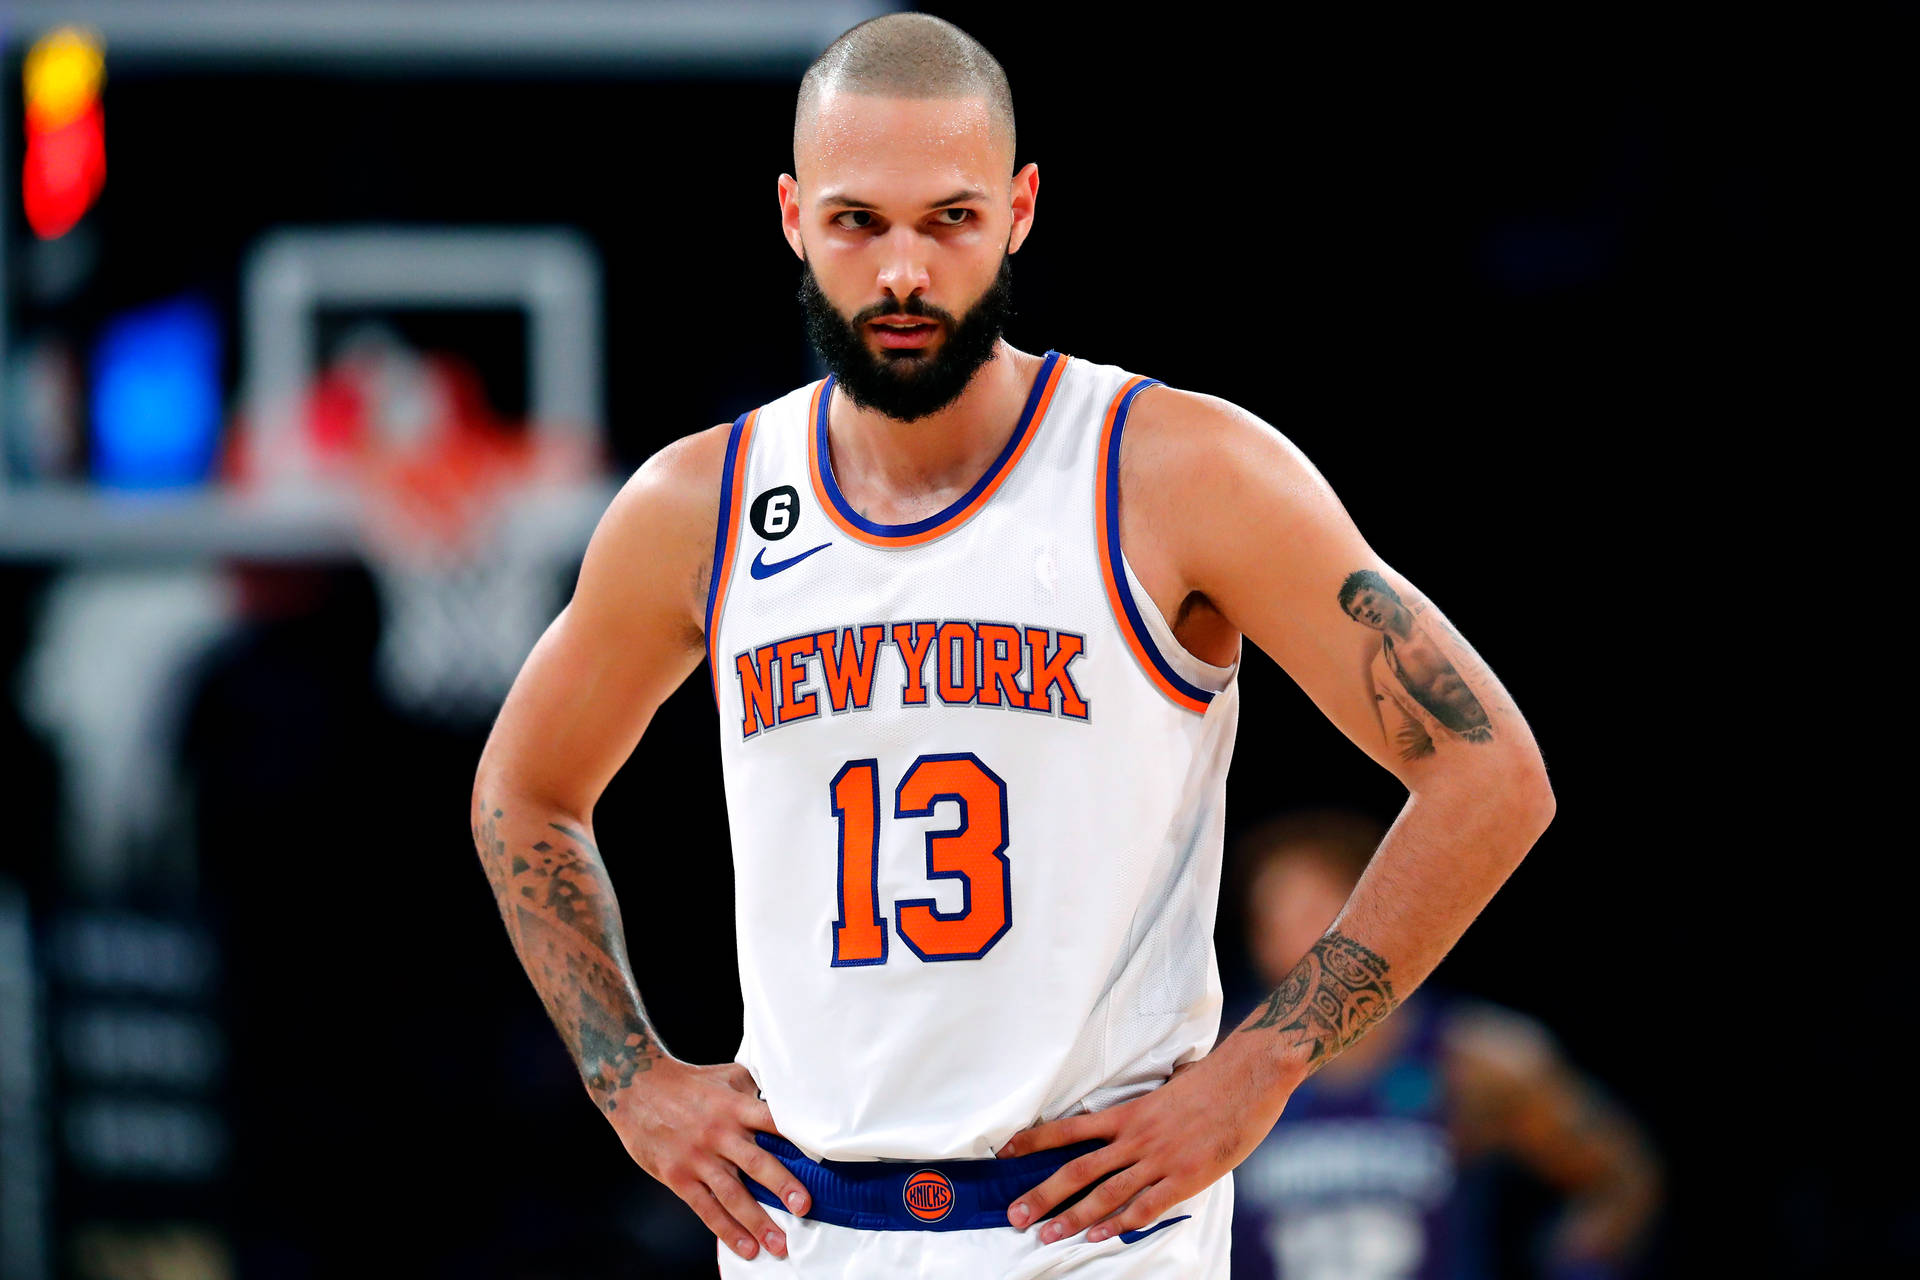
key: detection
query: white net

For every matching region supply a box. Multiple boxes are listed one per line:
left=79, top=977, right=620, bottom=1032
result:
left=367, top=528, right=560, bottom=726
left=360, top=466, right=609, bottom=727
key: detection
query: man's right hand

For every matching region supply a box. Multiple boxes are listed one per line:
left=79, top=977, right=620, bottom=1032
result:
left=473, top=429, right=810, bottom=1262
left=606, top=1060, right=812, bottom=1263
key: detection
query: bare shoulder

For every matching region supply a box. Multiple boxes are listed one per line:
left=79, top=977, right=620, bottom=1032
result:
left=1116, top=382, right=1356, bottom=605
left=610, top=420, right=735, bottom=520
left=1122, top=384, right=1323, bottom=491
left=576, top=421, right=737, bottom=643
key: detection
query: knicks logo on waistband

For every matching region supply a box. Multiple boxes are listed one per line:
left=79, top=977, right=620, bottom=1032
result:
left=903, top=1169, right=955, bottom=1222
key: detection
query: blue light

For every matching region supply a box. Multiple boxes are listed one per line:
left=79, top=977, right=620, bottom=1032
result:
left=89, top=297, right=222, bottom=489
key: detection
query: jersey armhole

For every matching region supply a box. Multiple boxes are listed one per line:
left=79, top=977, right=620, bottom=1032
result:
left=704, top=408, right=759, bottom=704
left=1094, top=377, right=1236, bottom=715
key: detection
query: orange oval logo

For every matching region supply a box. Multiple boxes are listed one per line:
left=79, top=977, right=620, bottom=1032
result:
left=903, top=1169, right=955, bottom=1222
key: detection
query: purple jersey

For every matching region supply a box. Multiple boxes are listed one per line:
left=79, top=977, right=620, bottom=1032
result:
left=1232, top=997, right=1460, bottom=1280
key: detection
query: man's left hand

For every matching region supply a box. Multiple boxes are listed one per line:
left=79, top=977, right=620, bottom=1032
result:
left=997, top=1040, right=1296, bottom=1244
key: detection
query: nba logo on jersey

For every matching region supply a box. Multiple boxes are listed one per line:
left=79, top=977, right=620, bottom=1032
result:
left=903, top=1169, right=955, bottom=1222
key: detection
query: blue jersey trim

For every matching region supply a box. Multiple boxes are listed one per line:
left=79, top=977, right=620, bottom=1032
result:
left=1099, top=378, right=1217, bottom=707
left=704, top=411, right=751, bottom=642
left=815, top=349, right=1061, bottom=539
left=704, top=411, right=753, bottom=705
left=1119, top=1213, right=1192, bottom=1244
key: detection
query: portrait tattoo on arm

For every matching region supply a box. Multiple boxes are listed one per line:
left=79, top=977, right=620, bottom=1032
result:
left=1237, top=931, right=1396, bottom=1073
left=1338, top=569, right=1495, bottom=761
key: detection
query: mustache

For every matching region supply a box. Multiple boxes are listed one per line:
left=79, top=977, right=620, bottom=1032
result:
left=850, top=295, right=957, bottom=327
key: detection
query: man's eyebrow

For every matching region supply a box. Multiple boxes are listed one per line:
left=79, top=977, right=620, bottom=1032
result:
left=818, top=189, right=988, bottom=211
left=926, top=188, right=986, bottom=208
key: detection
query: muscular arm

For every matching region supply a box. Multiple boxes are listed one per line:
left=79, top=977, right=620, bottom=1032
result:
left=471, top=424, right=726, bottom=1109
left=998, top=390, right=1557, bottom=1245
left=473, top=424, right=815, bottom=1263
left=1445, top=1005, right=1663, bottom=1267
left=1123, top=387, right=1556, bottom=1089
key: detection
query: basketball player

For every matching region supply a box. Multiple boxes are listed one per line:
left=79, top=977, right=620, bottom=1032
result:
left=470, top=15, right=1555, bottom=1277
left=1228, top=812, right=1660, bottom=1280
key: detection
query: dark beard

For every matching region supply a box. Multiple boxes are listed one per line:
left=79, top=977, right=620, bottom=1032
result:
left=799, top=253, right=1014, bottom=423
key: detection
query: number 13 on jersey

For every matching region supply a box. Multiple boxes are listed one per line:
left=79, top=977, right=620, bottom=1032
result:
left=828, top=753, right=1011, bottom=967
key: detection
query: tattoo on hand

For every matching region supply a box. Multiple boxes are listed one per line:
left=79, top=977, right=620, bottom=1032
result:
left=1238, top=931, right=1396, bottom=1072
left=1338, top=569, right=1495, bottom=761
left=473, top=797, right=663, bottom=1105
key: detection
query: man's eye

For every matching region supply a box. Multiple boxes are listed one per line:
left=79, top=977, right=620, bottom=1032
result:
left=935, top=209, right=974, bottom=225
left=834, top=210, right=875, bottom=230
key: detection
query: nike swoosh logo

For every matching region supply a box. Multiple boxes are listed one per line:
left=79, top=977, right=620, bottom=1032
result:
left=1119, top=1214, right=1192, bottom=1244
left=749, top=542, right=832, bottom=579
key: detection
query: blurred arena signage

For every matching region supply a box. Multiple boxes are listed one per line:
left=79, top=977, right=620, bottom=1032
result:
left=0, top=901, right=228, bottom=1280
left=45, top=910, right=227, bottom=1184
left=0, top=1, right=892, bottom=69
left=21, top=26, right=106, bottom=240
left=0, top=885, right=47, bottom=1280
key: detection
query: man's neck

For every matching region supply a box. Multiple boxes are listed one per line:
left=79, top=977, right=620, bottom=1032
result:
left=825, top=341, right=1042, bottom=520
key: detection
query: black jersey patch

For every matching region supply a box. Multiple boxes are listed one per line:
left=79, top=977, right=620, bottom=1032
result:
left=749, top=485, right=800, bottom=541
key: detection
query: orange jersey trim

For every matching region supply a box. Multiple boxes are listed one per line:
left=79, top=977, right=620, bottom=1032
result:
left=1094, top=376, right=1215, bottom=716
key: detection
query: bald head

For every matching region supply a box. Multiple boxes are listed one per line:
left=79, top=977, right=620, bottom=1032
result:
left=795, top=14, right=1016, bottom=175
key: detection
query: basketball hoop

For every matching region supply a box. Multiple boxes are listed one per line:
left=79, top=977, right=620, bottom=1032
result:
left=360, top=423, right=597, bottom=725
left=224, top=314, right=608, bottom=725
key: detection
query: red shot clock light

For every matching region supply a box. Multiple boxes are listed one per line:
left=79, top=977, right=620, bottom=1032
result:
left=22, top=26, right=107, bottom=240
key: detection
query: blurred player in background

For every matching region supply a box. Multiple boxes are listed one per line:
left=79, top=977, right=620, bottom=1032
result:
left=1230, top=811, right=1661, bottom=1280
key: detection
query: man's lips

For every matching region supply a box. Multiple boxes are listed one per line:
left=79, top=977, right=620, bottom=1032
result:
left=869, top=317, right=939, bottom=350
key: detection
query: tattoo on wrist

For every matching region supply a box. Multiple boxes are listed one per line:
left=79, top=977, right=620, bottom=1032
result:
left=1239, top=930, right=1396, bottom=1073
left=474, top=797, right=664, bottom=1106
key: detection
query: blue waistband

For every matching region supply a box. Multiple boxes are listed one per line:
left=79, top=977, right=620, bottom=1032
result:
left=743, top=1132, right=1108, bottom=1232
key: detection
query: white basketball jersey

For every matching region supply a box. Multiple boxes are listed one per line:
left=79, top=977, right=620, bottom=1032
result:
left=705, top=350, right=1240, bottom=1162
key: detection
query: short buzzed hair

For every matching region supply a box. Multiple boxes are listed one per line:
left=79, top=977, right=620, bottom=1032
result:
left=795, top=14, right=1016, bottom=172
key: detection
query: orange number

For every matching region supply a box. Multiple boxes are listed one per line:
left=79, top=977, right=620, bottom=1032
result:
left=830, top=760, right=886, bottom=966
left=828, top=753, right=1012, bottom=966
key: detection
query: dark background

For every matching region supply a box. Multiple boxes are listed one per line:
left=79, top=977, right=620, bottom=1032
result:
left=0, top=5, right=1877, bottom=1277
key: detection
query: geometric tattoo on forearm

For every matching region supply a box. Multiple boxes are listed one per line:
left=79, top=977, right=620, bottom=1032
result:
left=473, top=798, right=664, bottom=1109
left=1237, top=931, right=1397, bottom=1073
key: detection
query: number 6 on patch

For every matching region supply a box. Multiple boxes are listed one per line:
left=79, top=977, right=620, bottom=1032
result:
left=829, top=753, right=1011, bottom=967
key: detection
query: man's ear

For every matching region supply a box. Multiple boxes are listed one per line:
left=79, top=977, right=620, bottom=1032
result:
left=1008, top=161, right=1039, bottom=254
left=778, top=173, right=806, bottom=260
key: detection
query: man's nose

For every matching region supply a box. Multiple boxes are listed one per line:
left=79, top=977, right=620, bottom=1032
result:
left=874, top=226, right=931, bottom=305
